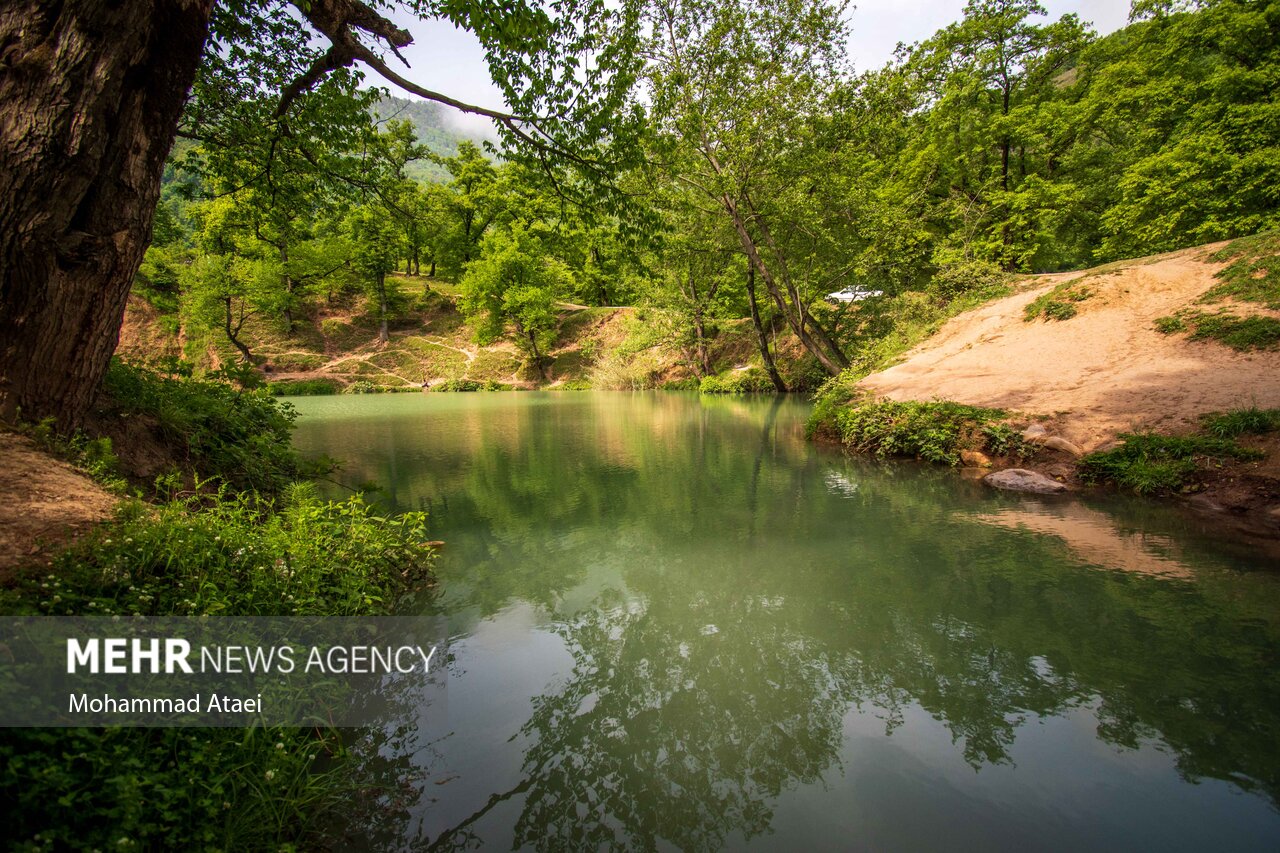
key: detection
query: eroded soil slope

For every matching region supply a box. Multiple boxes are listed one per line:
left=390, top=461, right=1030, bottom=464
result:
left=860, top=244, right=1280, bottom=449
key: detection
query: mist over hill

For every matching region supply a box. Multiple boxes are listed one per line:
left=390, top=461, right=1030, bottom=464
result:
left=371, top=95, right=497, bottom=181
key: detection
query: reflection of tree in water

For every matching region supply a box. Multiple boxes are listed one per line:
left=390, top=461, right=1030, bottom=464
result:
left=297, top=396, right=1280, bottom=847
left=431, top=589, right=847, bottom=851
left=426, top=527, right=1280, bottom=849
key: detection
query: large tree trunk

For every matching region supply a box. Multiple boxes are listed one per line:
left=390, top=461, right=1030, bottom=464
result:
left=0, top=0, right=214, bottom=429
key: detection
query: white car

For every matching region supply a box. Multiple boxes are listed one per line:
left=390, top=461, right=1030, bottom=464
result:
left=826, top=286, right=884, bottom=303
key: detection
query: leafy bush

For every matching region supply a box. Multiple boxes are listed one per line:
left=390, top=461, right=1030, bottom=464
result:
left=1078, top=433, right=1263, bottom=494
left=0, top=486, right=434, bottom=849
left=927, top=258, right=1007, bottom=304
left=344, top=380, right=386, bottom=394
left=1, top=484, right=433, bottom=617
left=588, top=351, right=660, bottom=390
left=829, top=400, right=1010, bottom=465
left=659, top=377, right=700, bottom=391
left=1200, top=407, right=1280, bottom=438
left=267, top=378, right=341, bottom=396
left=101, top=360, right=313, bottom=493
left=1024, top=280, right=1092, bottom=322
left=699, top=369, right=776, bottom=394
left=555, top=379, right=594, bottom=390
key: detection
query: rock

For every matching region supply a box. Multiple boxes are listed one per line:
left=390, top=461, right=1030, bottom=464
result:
left=1040, top=436, right=1084, bottom=457
left=958, top=467, right=989, bottom=480
left=1021, top=424, right=1049, bottom=441
left=960, top=450, right=992, bottom=467
left=983, top=468, right=1069, bottom=494
left=1187, top=494, right=1226, bottom=514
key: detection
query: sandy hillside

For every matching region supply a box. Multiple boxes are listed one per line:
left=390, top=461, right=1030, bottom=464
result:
left=860, top=244, right=1280, bottom=450
left=0, top=433, right=118, bottom=580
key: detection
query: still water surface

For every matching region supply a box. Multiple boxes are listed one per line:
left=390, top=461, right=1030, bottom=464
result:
left=290, top=391, right=1280, bottom=851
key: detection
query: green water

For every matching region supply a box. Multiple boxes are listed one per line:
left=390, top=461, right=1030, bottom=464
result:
left=290, top=391, right=1280, bottom=851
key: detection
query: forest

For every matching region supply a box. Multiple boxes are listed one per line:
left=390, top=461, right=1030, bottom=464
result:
left=2, top=0, right=1280, bottom=848
left=7, top=0, right=1279, bottom=418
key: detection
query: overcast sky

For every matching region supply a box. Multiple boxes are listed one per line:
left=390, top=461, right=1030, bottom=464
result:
left=380, top=1, right=1133, bottom=134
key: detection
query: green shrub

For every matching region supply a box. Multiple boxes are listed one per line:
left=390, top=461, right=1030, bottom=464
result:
left=1024, top=280, right=1092, bottom=322
left=101, top=360, right=313, bottom=493
left=267, top=378, right=341, bottom=396
left=344, top=380, right=386, bottom=394
left=0, top=486, right=433, bottom=849
left=659, top=377, right=700, bottom=391
left=433, top=378, right=482, bottom=392
left=589, top=351, right=660, bottom=390
left=1, top=484, right=433, bottom=617
left=830, top=400, right=1009, bottom=465
left=556, top=379, right=594, bottom=390
left=699, top=369, right=776, bottom=394
left=927, top=258, right=1008, bottom=304
left=1078, top=433, right=1263, bottom=494
left=1200, top=407, right=1280, bottom=438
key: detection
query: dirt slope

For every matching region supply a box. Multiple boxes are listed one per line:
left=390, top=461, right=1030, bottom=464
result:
left=0, top=433, right=118, bottom=580
left=860, top=244, right=1280, bottom=449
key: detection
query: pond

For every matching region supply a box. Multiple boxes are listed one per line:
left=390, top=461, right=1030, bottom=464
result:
left=290, top=391, right=1280, bottom=851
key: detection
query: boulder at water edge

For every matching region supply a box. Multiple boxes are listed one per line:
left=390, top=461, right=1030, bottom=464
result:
left=984, top=468, right=1069, bottom=494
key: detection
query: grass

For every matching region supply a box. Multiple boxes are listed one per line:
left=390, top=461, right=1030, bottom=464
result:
left=1078, top=432, right=1264, bottom=495
left=1156, top=310, right=1280, bottom=351
left=815, top=399, right=1027, bottom=466
left=1200, top=407, right=1280, bottom=438
left=1024, top=279, right=1093, bottom=322
left=1204, top=231, right=1280, bottom=309
left=267, top=378, right=341, bottom=396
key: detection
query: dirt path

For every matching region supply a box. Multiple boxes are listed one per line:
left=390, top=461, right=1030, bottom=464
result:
left=0, top=433, right=118, bottom=581
left=860, top=244, right=1280, bottom=450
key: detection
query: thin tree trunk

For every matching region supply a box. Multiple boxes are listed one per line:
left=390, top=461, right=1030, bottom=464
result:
left=281, top=242, right=296, bottom=332
left=377, top=272, right=389, bottom=343
left=692, top=308, right=710, bottom=377
left=747, top=266, right=786, bottom=392
left=0, top=0, right=215, bottom=428
left=523, top=326, right=547, bottom=381
left=223, top=298, right=253, bottom=363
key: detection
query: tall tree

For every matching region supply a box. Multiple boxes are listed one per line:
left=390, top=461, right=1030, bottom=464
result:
left=644, top=0, right=854, bottom=376
left=0, top=0, right=645, bottom=427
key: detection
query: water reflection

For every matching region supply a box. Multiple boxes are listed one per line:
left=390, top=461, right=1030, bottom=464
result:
left=291, top=392, right=1280, bottom=850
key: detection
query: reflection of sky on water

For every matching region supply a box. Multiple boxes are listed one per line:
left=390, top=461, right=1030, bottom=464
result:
left=292, top=392, right=1280, bottom=851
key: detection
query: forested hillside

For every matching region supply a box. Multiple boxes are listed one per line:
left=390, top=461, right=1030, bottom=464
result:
left=371, top=95, right=494, bottom=181
left=114, top=0, right=1278, bottom=404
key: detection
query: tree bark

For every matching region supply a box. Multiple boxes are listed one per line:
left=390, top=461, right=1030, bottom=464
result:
left=0, top=0, right=215, bottom=428
left=376, top=272, right=389, bottom=343
left=222, top=298, right=253, bottom=363
left=746, top=266, right=786, bottom=392
left=522, top=325, right=547, bottom=381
